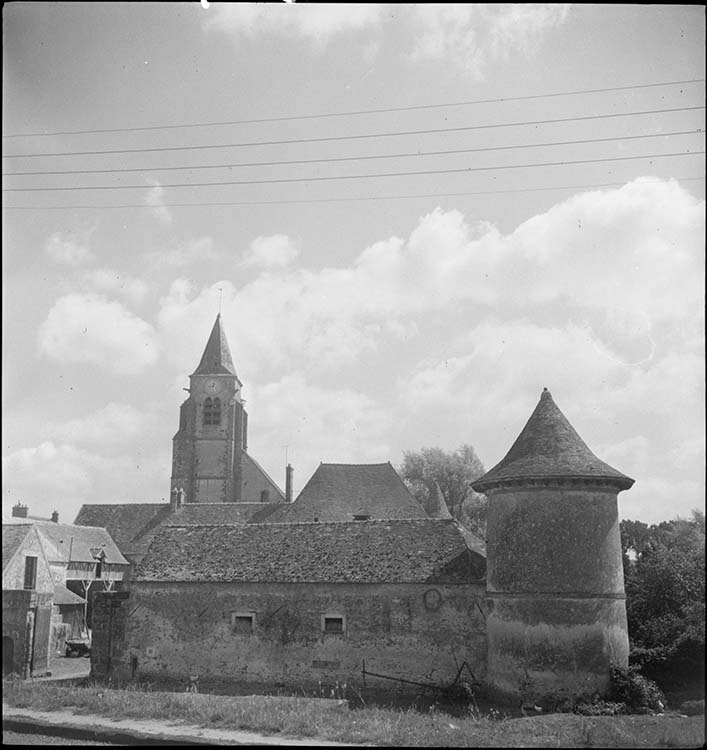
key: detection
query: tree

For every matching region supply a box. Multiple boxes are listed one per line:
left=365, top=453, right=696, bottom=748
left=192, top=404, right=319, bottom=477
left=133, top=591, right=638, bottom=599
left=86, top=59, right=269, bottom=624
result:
left=399, top=444, right=487, bottom=537
left=620, top=510, right=705, bottom=691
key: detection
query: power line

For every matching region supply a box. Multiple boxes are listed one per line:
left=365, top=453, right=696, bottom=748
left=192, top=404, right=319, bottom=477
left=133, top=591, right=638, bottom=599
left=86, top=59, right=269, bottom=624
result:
left=3, top=151, right=703, bottom=192
left=4, top=176, right=704, bottom=210
left=3, top=130, right=701, bottom=178
left=3, top=106, right=704, bottom=160
left=3, top=78, right=704, bottom=139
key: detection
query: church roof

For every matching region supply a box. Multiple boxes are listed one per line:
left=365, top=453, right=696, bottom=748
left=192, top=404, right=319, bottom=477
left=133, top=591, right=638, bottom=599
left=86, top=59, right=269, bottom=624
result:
left=262, top=462, right=429, bottom=523
left=192, top=314, right=238, bottom=377
left=135, top=518, right=486, bottom=584
left=472, top=388, right=635, bottom=492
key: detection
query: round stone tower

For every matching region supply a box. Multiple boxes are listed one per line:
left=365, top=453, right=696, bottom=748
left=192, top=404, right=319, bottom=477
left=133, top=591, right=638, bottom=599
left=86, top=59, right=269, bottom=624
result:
left=472, top=388, right=634, bottom=704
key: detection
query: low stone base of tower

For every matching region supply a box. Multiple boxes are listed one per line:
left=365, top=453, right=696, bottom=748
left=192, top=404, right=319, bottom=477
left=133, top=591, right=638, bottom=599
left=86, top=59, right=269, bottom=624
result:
left=485, top=594, right=629, bottom=705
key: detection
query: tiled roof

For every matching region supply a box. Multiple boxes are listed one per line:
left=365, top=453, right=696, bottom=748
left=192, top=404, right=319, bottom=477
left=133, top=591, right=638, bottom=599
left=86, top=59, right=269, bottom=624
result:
left=74, top=503, right=171, bottom=554
left=74, top=501, right=284, bottom=559
left=262, top=463, right=428, bottom=523
left=136, top=519, right=485, bottom=583
left=2, top=524, right=32, bottom=572
left=192, top=314, right=238, bottom=377
left=34, top=522, right=129, bottom=566
left=472, top=389, right=635, bottom=492
left=53, top=584, right=85, bottom=606
left=165, top=503, right=283, bottom=526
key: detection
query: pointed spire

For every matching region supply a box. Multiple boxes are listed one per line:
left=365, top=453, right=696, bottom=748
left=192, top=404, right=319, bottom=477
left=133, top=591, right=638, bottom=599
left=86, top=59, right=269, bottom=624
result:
left=427, top=482, right=452, bottom=519
left=191, top=314, right=238, bottom=376
left=472, top=388, right=634, bottom=492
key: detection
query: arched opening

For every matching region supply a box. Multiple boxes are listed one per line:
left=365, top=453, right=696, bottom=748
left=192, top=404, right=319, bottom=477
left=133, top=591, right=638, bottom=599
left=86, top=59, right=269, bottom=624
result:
left=203, top=397, right=221, bottom=426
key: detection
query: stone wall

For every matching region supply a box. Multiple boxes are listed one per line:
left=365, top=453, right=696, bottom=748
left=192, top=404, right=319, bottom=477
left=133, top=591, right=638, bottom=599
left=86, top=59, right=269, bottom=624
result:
left=2, top=590, right=53, bottom=677
left=92, top=581, right=487, bottom=693
left=485, top=485, right=629, bottom=703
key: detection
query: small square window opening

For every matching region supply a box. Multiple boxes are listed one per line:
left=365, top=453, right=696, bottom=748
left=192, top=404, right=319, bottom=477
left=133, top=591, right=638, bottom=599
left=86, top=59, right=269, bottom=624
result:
left=231, top=613, right=255, bottom=634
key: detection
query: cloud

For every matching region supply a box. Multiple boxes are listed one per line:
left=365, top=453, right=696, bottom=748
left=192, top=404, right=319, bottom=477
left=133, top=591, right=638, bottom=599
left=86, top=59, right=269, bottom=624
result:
left=157, top=179, right=703, bottom=380
left=145, top=180, right=173, bottom=225
left=45, top=230, right=94, bottom=265
left=38, top=293, right=159, bottom=374
left=146, top=236, right=217, bottom=269
left=43, top=402, right=151, bottom=448
left=76, top=268, right=149, bottom=305
left=246, top=373, right=392, bottom=495
left=2, top=441, right=170, bottom=524
left=409, top=4, right=570, bottom=78
left=205, top=3, right=385, bottom=48
left=242, top=234, right=300, bottom=269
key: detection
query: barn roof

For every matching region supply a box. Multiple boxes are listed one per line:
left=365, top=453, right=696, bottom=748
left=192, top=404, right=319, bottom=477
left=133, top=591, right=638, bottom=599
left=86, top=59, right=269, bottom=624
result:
left=135, top=518, right=485, bottom=584
left=262, top=462, right=428, bottom=523
left=164, top=502, right=283, bottom=526
left=472, top=388, right=635, bottom=492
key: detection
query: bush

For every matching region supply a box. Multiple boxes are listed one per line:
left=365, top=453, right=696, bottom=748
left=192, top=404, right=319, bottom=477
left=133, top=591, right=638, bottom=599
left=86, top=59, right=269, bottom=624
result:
left=607, top=665, right=664, bottom=713
left=679, top=699, right=704, bottom=716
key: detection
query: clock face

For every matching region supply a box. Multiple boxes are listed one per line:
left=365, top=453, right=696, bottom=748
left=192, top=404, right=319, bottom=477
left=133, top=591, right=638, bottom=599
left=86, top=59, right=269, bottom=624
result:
left=205, top=378, right=221, bottom=394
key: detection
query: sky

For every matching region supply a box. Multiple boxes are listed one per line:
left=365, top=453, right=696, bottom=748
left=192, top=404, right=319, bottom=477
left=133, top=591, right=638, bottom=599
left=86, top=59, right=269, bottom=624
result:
left=2, top=3, right=705, bottom=527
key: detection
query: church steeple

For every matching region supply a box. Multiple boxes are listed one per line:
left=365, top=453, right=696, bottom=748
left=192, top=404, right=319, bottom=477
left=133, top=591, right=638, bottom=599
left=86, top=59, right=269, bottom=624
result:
left=192, top=314, right=238, bottom=377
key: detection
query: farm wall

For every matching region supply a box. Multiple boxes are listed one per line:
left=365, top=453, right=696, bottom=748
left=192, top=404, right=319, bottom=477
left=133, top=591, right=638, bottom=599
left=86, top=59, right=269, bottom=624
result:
left=91, top=582, right=488, bottom=694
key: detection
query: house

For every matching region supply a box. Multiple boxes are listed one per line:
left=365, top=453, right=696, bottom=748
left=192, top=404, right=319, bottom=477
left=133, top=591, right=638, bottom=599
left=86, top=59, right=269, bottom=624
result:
left=2, top=524, right=54, bottom=676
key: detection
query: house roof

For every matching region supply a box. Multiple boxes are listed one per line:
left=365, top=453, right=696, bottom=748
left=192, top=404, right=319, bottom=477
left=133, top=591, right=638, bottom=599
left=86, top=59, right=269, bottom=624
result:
left=74, top=503, right=172, bottom=555
left=73, top=501, right=283, bottom=559
left=472, top=388, right=635, bottom=492
left=263, top=462, right=428, bottom=523
left=135, top=518, right=486, bottom=584
left=32, top=521, right=129, bottom=566
left=2, top=524, right=33, bottom=572
left=165, top=503, right=283, bottom=526
left=53, top=584, right=85, bottom=606
left=191, top=314, right=238, bottom=377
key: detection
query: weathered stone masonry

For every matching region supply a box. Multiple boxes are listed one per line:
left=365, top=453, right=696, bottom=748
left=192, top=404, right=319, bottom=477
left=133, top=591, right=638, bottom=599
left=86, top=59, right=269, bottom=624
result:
left=92, top=581, right=487, bottom=691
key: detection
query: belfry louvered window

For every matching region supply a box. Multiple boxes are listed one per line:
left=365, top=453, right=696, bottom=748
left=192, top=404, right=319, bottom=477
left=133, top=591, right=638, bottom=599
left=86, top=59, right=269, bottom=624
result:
left=203, top=397, right=221, bottom=426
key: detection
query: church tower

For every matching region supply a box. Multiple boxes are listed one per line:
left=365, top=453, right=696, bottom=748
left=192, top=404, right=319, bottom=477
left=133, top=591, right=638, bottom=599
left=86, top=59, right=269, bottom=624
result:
left=473, top=388, right=633, bottom=704
left=170, top=315, right=248, bottom=504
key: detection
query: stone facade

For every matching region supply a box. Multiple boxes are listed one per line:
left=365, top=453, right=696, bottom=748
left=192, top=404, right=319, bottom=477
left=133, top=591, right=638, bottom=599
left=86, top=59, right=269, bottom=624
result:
left=92, top=581, right=487, bottom=692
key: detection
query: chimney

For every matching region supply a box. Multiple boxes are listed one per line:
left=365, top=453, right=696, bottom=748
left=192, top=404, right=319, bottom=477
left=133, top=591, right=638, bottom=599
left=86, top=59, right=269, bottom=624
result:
left=12, top=502, right=28, bottom=519
left=51, top=510, right=59, bottom=523
left=285, top=464, right=294, bottom=503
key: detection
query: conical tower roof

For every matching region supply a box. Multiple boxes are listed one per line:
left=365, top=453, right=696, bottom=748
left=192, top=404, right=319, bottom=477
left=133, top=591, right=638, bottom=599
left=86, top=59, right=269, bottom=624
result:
left=472, top=388, right=634, bottom=492
left=427, top=482, right=452, bottom=519
left=191, top=314, right=238, bottom=377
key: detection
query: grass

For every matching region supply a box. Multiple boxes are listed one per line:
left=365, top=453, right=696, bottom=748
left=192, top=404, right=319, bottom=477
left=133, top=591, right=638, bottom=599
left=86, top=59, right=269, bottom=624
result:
left=3, top=678, right=704, bottom=747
